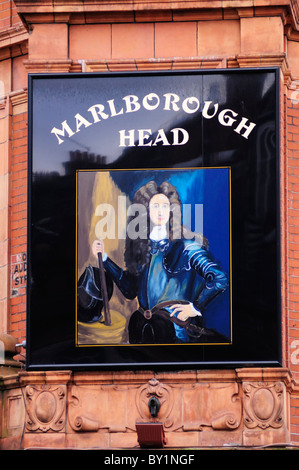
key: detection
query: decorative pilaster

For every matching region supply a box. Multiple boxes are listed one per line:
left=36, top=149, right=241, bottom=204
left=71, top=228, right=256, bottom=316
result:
left=237, top=368, right=293, bottom=446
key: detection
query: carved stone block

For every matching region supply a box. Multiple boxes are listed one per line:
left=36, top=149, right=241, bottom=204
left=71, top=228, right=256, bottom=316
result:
left=25, top=385, right=66, bottom=433
left=68, top=384, right=136, bottom=433
left=1, top=369, right=290, bottom=449
left=136, top=378, right=174, bottom=428
left=182, top=382, right=241, bottom=431
left=67, top=377, right=242, bottom=437
left=242, top=381, right=284, bottom=429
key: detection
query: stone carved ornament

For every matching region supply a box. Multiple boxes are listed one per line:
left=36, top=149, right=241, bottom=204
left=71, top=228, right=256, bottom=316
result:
left=242, top=382, right=284, bottom=429
left=69, top=383, right=138, bottom=433
left=136, top=378, right=175, bottom=429
left=24, top=385, right=66, bottom=432
left=68, top=377, right=242, bottom=433
left=181, top=382, right=241, bottom=431
left=136, top=378, right=242, bottom=431
left=69, top=387, right=100, bottom=432
left=21, top=378, right=287, bottom=435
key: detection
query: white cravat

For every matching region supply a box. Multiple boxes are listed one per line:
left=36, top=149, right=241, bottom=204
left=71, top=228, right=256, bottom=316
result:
left=149, top=225, right=168, bottom=241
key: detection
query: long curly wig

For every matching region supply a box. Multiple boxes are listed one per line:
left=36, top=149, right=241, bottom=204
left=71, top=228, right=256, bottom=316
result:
left=124, top=180, right=208, bottom=275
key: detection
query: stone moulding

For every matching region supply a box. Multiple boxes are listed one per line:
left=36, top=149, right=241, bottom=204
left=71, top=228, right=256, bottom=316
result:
left=0, top=25, right=28, bottom=61
left=23, top=59, right=72, bottom=73
left=22, top=53, right=292, bottom=82
left=22, top=57, right=228, bottom=73
left=11, top=0, right=299, bottom=18
left=10, top=0, right=299, bottom=37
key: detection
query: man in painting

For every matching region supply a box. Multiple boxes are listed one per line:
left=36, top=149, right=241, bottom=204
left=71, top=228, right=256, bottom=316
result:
left=91, top=180, right=229, bottom=344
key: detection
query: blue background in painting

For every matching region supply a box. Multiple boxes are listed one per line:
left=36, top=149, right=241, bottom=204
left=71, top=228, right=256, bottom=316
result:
left=110, top=168, right=231, bottom=339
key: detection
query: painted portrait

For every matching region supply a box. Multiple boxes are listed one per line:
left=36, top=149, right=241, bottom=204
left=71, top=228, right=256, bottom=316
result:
left=76, top=168, right=231, bottom=346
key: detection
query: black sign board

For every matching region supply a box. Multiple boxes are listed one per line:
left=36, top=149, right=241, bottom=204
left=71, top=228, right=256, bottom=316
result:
left=27, top=68, right=281, bottom=369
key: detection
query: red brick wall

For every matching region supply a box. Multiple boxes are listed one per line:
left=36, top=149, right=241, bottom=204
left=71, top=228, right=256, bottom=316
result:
left=0, top=0, right=12, bottom=30
left=287, top=92, right=299, bottom=366
left=10, top=110, right=27, bottom=342
left=287, top=88, right=299, bottom=442
left=0, top=0, right=20, bottom=30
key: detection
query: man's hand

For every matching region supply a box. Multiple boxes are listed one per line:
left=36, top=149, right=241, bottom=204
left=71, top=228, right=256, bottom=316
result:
left=91, top=239, right=105, bottom=260
left=169, top=302, right=201, bottom=322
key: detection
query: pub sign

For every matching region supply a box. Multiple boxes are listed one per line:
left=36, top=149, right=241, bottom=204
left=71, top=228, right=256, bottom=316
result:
left=26, top=68, right=281, bottom=369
